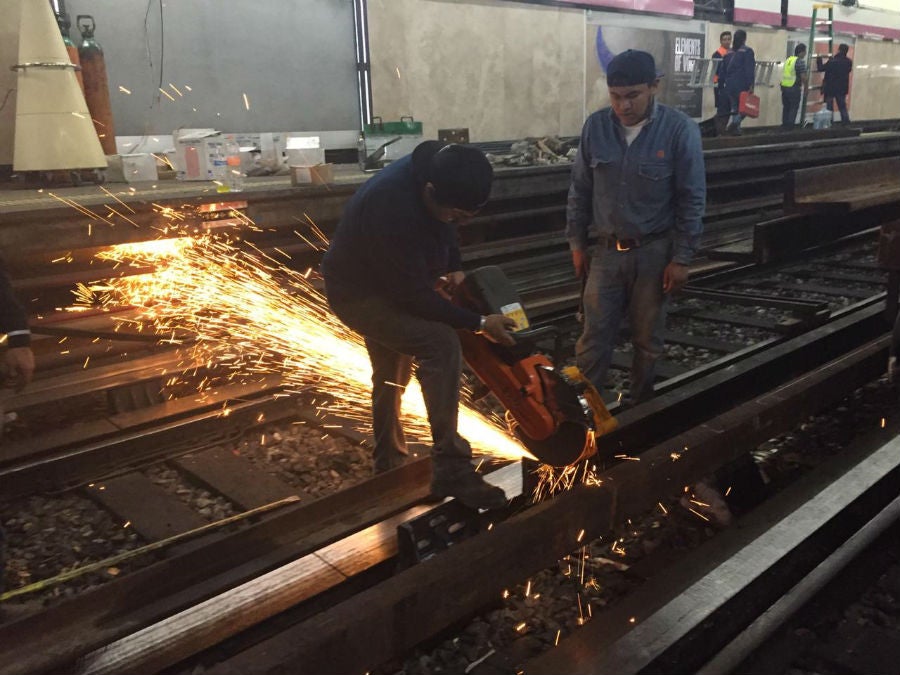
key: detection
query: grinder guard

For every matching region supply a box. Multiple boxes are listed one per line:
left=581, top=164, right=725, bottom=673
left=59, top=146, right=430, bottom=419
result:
left=453, top=266, right=616, bottom=466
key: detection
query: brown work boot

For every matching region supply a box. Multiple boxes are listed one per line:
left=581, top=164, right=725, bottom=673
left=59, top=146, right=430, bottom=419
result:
left=431, top=469, right=508, bottom=510
left=373, top=450, right=408, bottom=475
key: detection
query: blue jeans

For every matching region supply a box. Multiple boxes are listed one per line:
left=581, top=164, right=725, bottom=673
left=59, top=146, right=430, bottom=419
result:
left=727, top=90, right=746, bottom=130
left=576, top=237, right=671, bottom=403
left=326, top=293, right=472, bottom=473
left=825, top=95, right=850, bottom=123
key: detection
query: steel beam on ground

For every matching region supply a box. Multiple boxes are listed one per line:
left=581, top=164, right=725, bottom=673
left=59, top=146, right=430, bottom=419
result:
left=754, top=213, right=888, bottom=265
left=786, top=156, right=900, bottom=213
left=529, top=421, right=900, bottom=675
left=598, top=303, right=886, bottom=458
left=680, top=287, right=830, bottom=317
left=0, top=378, right=291, bottom=497
left=201, top=333, right=891, bottom=675
left=0, top=459, right=435, bottom=675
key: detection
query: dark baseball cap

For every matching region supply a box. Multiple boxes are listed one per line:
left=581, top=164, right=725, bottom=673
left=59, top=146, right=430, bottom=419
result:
left=606, top=50, right=664, bottom=87
left=412, top=141, right=493, bottom=211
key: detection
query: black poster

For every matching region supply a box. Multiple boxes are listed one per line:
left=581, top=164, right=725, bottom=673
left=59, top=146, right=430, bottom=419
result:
left=586, top=24, right=706, bottom=118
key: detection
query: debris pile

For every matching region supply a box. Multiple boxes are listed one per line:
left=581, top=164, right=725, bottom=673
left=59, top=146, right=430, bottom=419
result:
left=486, top=137, right=577, bottom=167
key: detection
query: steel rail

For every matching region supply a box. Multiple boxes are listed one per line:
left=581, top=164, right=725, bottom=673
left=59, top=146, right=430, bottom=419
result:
left=0, top=300, right=890, bottom=675
left=196, top=332, right=894, bottom=675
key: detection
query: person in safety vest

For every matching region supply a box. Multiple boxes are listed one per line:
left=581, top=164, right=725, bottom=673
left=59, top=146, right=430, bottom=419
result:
left=781, top=43, right=808, bottom=130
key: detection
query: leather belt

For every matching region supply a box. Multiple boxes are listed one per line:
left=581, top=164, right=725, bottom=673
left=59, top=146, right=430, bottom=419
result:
left=597, top=231, right=669, bottom=252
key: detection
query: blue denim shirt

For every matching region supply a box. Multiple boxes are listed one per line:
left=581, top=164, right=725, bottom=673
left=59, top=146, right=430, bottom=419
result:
left=566, top=100, right=706, bottom=265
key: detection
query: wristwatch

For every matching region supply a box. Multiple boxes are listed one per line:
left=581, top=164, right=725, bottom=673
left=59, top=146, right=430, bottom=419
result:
left=477, top=315, right=487, bottom=333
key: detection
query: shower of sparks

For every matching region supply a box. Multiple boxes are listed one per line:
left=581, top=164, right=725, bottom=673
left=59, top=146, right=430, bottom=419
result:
left=118, top=85, right=132, bottom=94
left=688, top=507, right=710, bottom=522
left=531, top=459, right=601, bottom=503
left=159, top=87, right=176, bottom=102
left=243, top=93, right=251, bottom=110
left=77, top=225, right=530, bottom=462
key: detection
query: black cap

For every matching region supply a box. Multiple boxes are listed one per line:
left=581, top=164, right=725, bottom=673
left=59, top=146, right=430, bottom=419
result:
left=412, top=141, right=493, bottom=211
left=606, top=49, right=663, bottom=87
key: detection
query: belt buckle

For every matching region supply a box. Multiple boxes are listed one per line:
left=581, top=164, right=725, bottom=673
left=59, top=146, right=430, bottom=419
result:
left=615, top=240, right=630, bottom=252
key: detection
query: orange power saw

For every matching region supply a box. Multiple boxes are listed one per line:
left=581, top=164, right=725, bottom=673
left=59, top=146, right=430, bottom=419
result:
left=452, top=266, right=617, bottom=467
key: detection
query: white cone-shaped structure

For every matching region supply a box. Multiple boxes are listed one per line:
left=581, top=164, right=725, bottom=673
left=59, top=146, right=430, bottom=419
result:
left=13, top=0, right=107, bottom=171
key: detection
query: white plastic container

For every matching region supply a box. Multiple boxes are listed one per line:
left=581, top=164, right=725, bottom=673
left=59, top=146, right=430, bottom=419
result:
left=813, top=108, right=833, bottom=130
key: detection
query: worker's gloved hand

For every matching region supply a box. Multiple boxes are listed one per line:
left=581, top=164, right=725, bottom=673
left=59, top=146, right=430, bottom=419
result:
left=572, top=250, right=589, bottom=279
left=3, top=347, right=35, bottom=392
left=482, top=314, right=517, bottom=346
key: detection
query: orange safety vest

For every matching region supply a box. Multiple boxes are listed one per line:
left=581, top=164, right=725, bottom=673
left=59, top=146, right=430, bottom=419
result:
left=713, top=45, right=728, bottom=84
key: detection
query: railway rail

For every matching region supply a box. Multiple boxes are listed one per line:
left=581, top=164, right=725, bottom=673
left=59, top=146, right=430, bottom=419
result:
left=0, top=234, right=896, bottom=675
left=2, top=133, right=900, bottom=674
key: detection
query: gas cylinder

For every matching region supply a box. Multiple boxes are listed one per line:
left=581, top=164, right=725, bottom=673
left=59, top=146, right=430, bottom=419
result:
left=56, top=13, right=84, bottom=93
left=76, top=15, right=116, bottom=155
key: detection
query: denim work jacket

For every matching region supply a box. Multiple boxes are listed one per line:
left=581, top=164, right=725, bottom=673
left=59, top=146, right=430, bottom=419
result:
left=566, top=101, right=706, bottom=265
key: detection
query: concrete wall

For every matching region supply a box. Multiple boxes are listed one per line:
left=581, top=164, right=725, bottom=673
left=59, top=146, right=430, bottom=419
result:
left=367, top=0, right=585, bottom=141
left=368, top=2, right=900, bottom=140
left=0, top=0, right=20, bottom=166
left=851, top=39, right=900, bottom=122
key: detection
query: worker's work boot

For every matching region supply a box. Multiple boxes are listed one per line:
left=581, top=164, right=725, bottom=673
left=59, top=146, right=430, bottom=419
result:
left=431, top=463, right=508, bottom=510
left=373, top=449, right=408, bottom=475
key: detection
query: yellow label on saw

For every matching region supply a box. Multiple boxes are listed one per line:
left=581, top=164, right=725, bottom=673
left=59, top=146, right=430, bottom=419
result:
left=500, top=302, right=530, bottom=331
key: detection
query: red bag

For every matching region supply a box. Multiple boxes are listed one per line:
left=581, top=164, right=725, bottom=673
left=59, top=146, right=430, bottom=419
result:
left=739, top=91, right=760, bottom=118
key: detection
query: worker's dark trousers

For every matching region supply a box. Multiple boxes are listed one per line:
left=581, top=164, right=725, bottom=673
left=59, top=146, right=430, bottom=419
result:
left=825, top=95, right=850, bottom=123
left=326, top=295, right=472, bottom=474
left=577, top=237, right=671, bottom=404
left=781, top=86, right=801, bottom=129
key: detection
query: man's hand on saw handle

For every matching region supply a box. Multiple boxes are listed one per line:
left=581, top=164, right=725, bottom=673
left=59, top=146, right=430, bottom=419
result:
left=481, top=314, right=517, bottom=346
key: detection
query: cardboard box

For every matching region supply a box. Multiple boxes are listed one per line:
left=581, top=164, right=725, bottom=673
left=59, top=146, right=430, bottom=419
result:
left=286, top=136, right=325, bottom=166
left=106, top=153, right=159, bottom=183
left=235, top=132, right=286, bottom=164
left=174, top=129, right=226, bottom=181
left=290, top=163, right=334, bottom=186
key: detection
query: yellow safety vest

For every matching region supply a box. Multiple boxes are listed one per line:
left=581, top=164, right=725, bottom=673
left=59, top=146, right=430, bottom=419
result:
left=781, top=56, right=798, bottom=87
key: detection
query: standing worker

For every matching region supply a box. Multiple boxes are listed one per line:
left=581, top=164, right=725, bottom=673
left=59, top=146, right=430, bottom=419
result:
left=711, top=31, right=732, bottom=136
left=781, top=43, right=808, bottom=130
left=567, top=50, right=706, bottom=405
left=322, top=141, right=516, bottom=510
left=817, top=43, right=853, bottom=125
left=720, top=29, right=756, bottom=135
